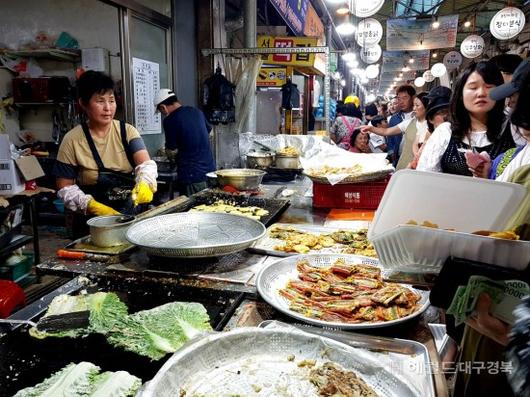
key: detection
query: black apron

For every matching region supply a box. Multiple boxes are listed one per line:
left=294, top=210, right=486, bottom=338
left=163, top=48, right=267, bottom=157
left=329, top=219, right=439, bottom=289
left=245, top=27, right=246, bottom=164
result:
left=69, top=121, right=137, bottom=239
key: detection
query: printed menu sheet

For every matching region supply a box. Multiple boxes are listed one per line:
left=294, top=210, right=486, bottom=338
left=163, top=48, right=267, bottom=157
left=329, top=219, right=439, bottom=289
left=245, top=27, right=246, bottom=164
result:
left=132, top=57, right=161, bottom=135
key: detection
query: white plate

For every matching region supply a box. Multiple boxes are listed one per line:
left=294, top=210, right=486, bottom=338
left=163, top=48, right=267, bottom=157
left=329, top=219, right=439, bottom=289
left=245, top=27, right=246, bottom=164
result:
left=256, top=254, right=430, bottom=330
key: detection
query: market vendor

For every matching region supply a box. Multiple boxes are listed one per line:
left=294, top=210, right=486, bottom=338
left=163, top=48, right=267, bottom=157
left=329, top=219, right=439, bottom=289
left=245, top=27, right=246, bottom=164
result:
left=154, top=88, right=215, bottom=196
left=53, top=71, right=157, bottom=236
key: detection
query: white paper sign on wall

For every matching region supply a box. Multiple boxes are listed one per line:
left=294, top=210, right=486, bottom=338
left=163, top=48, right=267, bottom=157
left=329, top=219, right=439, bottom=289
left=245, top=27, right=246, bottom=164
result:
left=353, top=0, right=385, bottom=18
left=423, top=70, right=435, bottom=82
left=443, top=51, right=463, bottom=70
left=490, top=7, right=525, bottom=40
left=356, top=18, right=383, bottom=47
left=460, top=35, right=485, bottom=59
left=360, top=44, right=382, bottom=64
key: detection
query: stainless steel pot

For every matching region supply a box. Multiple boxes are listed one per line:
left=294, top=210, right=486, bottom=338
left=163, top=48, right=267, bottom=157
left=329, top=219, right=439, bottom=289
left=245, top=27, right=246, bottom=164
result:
left=246, top=151, right=275, bottom=169
left=206, top=171, right=218, bottom=187
left=275, top=155, right=300, bottom=169
left=87, top=215, right=136, bottom=247
left=215, top=169, right=266, bottom=191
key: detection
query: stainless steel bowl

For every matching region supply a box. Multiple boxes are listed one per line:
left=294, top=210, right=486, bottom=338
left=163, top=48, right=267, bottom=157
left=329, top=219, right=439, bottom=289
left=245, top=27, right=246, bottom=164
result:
left=215, top=168, right=266, bottom=191
left=87, top=215, right=136, bottom=247
left=275, top=155, right=300, bottom=169
left=246, top=151, right=275, bottom=169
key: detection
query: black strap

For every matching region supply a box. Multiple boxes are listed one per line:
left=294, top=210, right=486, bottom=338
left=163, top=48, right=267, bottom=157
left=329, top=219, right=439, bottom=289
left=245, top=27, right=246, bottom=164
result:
left=81, top=122, right=106, bottom=171
left=120, top=120, right=136, bottom=169
left=81, top=121, right=136, bottom=171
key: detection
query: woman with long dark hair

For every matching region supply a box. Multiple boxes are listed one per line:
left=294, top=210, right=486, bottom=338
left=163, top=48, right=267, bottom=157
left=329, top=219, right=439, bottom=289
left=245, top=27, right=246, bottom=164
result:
left=417, top=61, right=515, bottom=176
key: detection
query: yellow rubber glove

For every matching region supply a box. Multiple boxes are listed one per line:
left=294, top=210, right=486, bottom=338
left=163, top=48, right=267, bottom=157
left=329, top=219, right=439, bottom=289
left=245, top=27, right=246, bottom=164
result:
left=131, top=180, right=154, bottom=206
left=87, top=198, right=121, bottom=216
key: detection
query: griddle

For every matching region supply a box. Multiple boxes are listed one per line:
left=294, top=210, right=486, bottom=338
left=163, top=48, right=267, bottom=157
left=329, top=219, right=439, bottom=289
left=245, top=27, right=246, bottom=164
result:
left=0, top=277, right=244, bottom=397
left=181, top=189, right=290, bottom=226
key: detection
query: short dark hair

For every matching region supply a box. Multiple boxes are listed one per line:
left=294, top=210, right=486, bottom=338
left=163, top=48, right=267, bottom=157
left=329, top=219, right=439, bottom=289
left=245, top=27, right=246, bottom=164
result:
left=511, top=71, right=530, bottom=131
left=350, top=128, right=364, bottom=147
left=450, top=61, right=504, bottom=143
left=489, top=54, right=523, bottom=75
left=371, top=115, right=386, bottom=127
left=365, top=103, right=378, bottom=117
left=159, top=95, right=179, bottom=108
left=396, top=85, right=416, bottom=97
left=416, top=92, right=429, bottom=109
left=77, top=70, right=114, bottom=105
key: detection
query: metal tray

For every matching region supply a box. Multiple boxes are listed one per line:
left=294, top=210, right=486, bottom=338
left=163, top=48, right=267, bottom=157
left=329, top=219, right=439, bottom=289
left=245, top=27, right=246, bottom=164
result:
left=180, top=189, right=290, bottom=226
left=126, top=213, right=266, bottom=258
left=140, top=327, right=426, bottom=397
left=249, top=222, right=373, bottom=257
left=256, top=254, right=430, bottom=330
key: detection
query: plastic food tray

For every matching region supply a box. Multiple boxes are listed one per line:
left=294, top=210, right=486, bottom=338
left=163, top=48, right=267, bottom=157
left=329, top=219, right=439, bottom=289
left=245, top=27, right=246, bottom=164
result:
left=368, top=170, right=528, bottom=273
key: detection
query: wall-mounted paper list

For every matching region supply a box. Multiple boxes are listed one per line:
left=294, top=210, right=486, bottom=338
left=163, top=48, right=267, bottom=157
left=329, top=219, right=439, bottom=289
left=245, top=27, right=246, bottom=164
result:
left=132, top=57, right=161, bottom=135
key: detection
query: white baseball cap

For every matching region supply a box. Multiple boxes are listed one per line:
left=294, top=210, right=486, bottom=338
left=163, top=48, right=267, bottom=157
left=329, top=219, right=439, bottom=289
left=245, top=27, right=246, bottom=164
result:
left=154, top=89, right=177, bottom=112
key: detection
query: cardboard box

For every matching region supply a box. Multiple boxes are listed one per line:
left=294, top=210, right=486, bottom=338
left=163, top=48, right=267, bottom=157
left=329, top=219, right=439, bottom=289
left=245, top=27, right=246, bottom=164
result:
left=0, top=160, right=25, bottom=195
left=15, top=155, right=45, bottom=181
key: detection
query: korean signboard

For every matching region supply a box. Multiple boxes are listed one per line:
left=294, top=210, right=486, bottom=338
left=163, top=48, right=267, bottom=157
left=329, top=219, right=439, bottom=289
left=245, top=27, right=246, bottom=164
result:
left=490, top=7, right=525, bottom=40
left=386, top=15, right=459, bottom=51
left=382, top=50, right=430, bottom=72
left=257, top=67, right=287, bottom=87
left=356, top=18, right=383, bottom=47
left=460, top=35, right=485, bottom=59
left=269, top=0, right=323, bottom=39
left=258, top=35, right=317, bottom=67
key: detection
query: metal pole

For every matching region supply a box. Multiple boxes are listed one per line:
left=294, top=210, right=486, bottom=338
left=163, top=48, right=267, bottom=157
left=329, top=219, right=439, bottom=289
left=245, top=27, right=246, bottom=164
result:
left=244, top=0, right=257, bottom=133
left=324, top=23, right=332, bottom=134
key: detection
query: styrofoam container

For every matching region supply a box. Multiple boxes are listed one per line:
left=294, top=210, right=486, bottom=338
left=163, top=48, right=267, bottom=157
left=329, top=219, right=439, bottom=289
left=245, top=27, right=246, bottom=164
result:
left=368, top=170, right=529, bottom=272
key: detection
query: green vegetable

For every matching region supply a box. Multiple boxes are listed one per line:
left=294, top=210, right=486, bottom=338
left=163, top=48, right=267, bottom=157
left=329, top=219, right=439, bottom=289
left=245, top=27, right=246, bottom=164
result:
left=90, top=370, right=142, bottom=397
left=29, top=292, right=128, bottom=339
left=14, top=362, right=100, bottom=397
left=107, top=301, right=212, bottom=360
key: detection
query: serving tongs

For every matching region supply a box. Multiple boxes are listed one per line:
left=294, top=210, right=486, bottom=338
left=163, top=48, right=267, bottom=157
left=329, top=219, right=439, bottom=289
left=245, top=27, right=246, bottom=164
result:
left=252, top=140, right=276, bottom=153
left=0, top=310, right=90, bottom=332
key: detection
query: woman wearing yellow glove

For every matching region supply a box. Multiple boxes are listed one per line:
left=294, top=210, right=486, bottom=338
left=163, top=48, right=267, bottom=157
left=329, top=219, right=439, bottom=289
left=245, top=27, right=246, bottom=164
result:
left=53, top=71, right=157, bottom=238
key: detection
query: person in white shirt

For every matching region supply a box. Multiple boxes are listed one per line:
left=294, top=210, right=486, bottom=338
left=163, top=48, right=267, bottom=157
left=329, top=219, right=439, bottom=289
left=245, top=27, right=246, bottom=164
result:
left=417, top=61, right=516, bottom=176
left=361, top=93, right=428, bottom=169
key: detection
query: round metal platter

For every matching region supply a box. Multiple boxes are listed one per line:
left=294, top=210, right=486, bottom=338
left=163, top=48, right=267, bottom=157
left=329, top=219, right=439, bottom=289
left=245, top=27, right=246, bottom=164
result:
left=256, top=254, right=430, bottom=330
left=140, top=327, right=423, bottom=397
left=126, top=212, right=266, bottom=258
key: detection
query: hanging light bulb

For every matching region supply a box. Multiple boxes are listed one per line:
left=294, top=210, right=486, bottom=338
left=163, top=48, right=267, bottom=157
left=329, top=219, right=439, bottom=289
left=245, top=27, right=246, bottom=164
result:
left=340, top=79, right=346, bottom=87
left=399, top=72, right=404, bottom=77
left=402, top=65, right=410, bottom=72
left=336, top=4, right=350, bottom=15
left=408, top=58, right=415, bottom=64
left=336, top=14, right=356, bottom=36
left=432, top=52, right=438, bottom=58
left=342, top=51, right=356, bottom=62
left=432, top=16, right=440, bottom=29
left=464, top=20, right=471, bottom=28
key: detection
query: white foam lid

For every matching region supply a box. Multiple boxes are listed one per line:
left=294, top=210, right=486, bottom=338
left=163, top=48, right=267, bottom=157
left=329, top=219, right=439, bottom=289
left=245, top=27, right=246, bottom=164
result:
left=368, top=170, right=526, bottom=239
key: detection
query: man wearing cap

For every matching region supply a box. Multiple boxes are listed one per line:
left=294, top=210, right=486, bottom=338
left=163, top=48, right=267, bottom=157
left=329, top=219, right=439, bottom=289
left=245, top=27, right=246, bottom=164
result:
left=489, top=56, right=529, bottom=146
left=154, top=89, right=216, bottom=196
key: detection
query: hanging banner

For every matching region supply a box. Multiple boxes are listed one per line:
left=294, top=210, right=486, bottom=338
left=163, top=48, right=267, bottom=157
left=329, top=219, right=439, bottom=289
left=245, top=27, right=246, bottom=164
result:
left=269, top=0, right=308, bottom=36
left=379, top=70, right=416, bottom=82
left=360, top=44, right=382, bottom=64
left=257, top=67, right=287, bottom=87
left=303, top=3, right=325, bottom=38
left=386, top=15, right=459, bottom=51
left=460, top=35, right=485, bottom=59
left=132, top=57, right=161, bottom=135
left=382, top=50, right=430, bottom=72
left=443, top=51, right=463, bottom=70
left=490, top=7, right=525, bottom=40
left=356, top=18, right=383, bottom=47
left=353, top=0, right=385, bottom=18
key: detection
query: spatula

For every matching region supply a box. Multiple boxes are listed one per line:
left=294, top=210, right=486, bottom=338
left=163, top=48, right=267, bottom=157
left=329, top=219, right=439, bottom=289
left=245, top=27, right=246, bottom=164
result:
left=0, top=311, right=90, bottom=332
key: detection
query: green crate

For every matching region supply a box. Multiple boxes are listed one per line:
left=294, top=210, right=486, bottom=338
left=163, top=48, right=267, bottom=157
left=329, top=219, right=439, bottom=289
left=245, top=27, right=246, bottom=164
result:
left=0, top=253, right=34, bottom=282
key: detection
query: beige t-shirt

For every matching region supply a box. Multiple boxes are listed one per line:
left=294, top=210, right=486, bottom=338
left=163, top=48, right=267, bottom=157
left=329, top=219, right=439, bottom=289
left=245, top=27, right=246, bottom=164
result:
left=57, top=120, right=141, bottom=186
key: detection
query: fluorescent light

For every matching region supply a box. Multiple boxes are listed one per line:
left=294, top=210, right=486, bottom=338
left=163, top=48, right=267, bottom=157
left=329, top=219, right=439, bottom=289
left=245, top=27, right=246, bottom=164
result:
left=336, top=22, right=356, bottom=35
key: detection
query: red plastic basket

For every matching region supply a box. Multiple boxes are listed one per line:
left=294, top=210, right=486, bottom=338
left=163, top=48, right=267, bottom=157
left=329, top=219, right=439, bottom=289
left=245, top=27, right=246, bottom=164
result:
left=312, top=178, right=390, bottom=209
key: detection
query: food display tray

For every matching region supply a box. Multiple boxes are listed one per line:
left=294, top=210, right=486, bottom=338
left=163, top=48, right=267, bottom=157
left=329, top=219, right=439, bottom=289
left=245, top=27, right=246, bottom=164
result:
left=249, top=222, right=372, bottom=257
left=181, top=189, right=291, bottom=226
left=256, top=254, right=430, bottom=330
left=140, top=326, right=432, bottom=397
left=126, top=213, right=266, bottom=258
